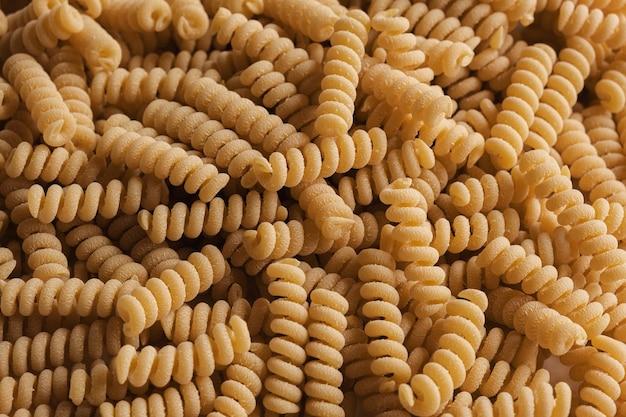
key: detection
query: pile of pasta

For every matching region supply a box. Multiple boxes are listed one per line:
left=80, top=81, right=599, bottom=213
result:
left=3, top=0, right=626, bottom=415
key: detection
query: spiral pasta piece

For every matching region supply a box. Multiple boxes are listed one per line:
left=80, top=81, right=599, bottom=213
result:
left=418, top=115, right=485, bottom=167
left=520, top=149, right=626, bottom=283
left=431, top=208, right=520, bottom=255
left=114, top=316, right=249, bottom=387
left=262, top=259, right=308, bottom=414
left=3, top=53, right=76, bottom=148
left=0, top=275, right=142, bottom=318
left=68, top=14, right=122, bottom=74
left=138, top=190, right=287, bottom=243
left=558, top=1, right=626, bottom=50
left=414, top=36, right=474, bottom=77
left=17, top=217, right=70, bottom=281
left=296, top=181, right=355, bottom=241
left=98, top=377, right=217, bottom=417
left=484, top=43, right=556, bottom=169
left=357, top=249, right=411, bottom=393
left=445, top=170, right=517, bottom=216
left=166, top=0, right=209, bottom=40
left=141, top=98, right=263, bottom=185
left=380, top=178, right=449, bottom=319
left=486, top=286, right=587, bottom=355
left=203, top=0, right=264, bottom=16
left=28, top=176, right=168, bottom=224
left=183, top=72, right=309, bottom=156
left=595, top=52, right=626, bottom=114
left=478, top=236, right=610, bottom=338
left=371, top=9, right=425, bottom=71
left=0, top=76, right=18, bottom=121
left=96, top=125, right=229, bottom=203
left=208, top=346, right=268, bottom=417
left=97, top=0, right=171, bottom=32
left=399, top=289, right=487, bottom=416
left=251, top=127, right=387, bottom=190
left=262, top=0, right=339, bottom=42
left=315, top=10, right=370, bottom=138
left=6, top=0, right=63, bottom=32
left=401, top=3, right=480, bottom=48
left=127, top=50, right=211, bottom=73
left=115, top=244, right=228, bottom=337
left=304, top=286, right=349, bottom=417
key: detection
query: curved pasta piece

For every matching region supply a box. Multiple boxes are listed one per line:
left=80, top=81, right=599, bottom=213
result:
left=595, top=52, right=626, bottom=114
left=97, top=0, right=171, bottom=32
left=316, top=10, right=370, bottom=138
left=262, top=0, right=339, bottom=41
left=0, top=76, right=18, bottom=120
left=127, top=50, right=211, bottom=72
left=68, top=14, right=122, bottom=74
left=17, top=217, right=69, bottom=281
left=372, top=8, right=426, bottom=71
left=296, top=181, right=355, bottom=241
left=486, top=287, right=587, bottom=355
left=520, top=149, right=626, bottom=283
left=3, top=53, right=76, bottom=148
left=97, top=125, right=229, bottom=203
left=113, top=315, right=249, bottom=387
left=399, top=289, right=487, bottom=416
left=558, top=1, right=626, bottom=50
left=445, top=170, right=517, bottom=216
left=138, top=190, right=287, bottom=243
left=262, top=259, right=309, bottom=414
left=484, top=43, right=556, bottom=170
left=415, top=36, right=474, bottom=77
left=166, top=0, right=209, bottom=40
left=115, top=244, right=228, bottom=337
left=98, top=377, right=217, bottom=417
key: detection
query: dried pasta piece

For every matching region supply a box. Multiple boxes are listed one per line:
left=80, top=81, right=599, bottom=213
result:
left=558, top=1, right=626, bottom=50
left=484, top=43, right=556, bottom=170
left=262, top=259, right=308, bottom=414
left=97, top=125, right=229, bottom=203
left=115, top=244, right=228, bottom=337
left=371, top=9, right=426, bottom=71
left=446, top=170, right=517, bottom=216
left=68, top=14, right=122, bottom=74
left=468, top=33, right=528, bottom=93
left=520, top=149, right=626, bottom=283
left=414, top=36, right=474, bottom=77
left=114, top=316, right=249, bottom=387
left=315, top=10, right=370, bottom=138
left=399, top=289, right=487, bottom=416
left=137, top=191, right=287, bottom=243
left=69, top=0, right=108, bottom=18
left=296, top=180, right=355, bottom=241
left=486, top=287, right=587, bottom=355
left=595, top=51, right=626, bottom=114
left=28, top=173, right=167, bottom=223
left=3, top=53, right=76, bottom=148
left=357, top=249, right=411, bottom=393
left=17, top=217, right=70, bottom=281
left=97, top=0, right=172, bottom=32
left=262, top=0, right=339, bottom=42
left=166, top=0, right=209, bottom=41
left=6, top=0, right=63, bottom=32
left=203, top=0, right=264, bottom=16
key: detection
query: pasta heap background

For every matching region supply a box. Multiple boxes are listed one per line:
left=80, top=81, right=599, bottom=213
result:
left=2, top=0, right=626, bottom=415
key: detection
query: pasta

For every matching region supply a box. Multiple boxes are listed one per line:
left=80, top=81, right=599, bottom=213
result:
left=3, top=0, right=626, bottom=415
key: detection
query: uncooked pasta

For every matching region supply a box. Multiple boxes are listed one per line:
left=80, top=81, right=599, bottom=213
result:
left=2, top=0, right=626, bottom=416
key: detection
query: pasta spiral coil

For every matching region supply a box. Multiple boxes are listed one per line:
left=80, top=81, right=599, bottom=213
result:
left=595, top=52, right=626, bottom=114
left=0, top=276, right=141, bottom=318
left=371, top=9, right=426, bottom=71
left=445, top=170, right=517, bottom=216
left=380, top=178, right=449, bottom=319
left=127, top=50, right=211, bottom=73
left=97, top=0, right=172, bottom=32
left=115, top=244, right=228, bottom=337
left=520, top=149, right=626, bottom=283
left=6, top=0, right=62, bottom=32
left=62, top=223, right=149, bottom=284
left=357, top=249, right=411, bottom=392
left=486, top=286, right=587, bottom=355
left=4, top=143, right=102, bottom=187
left=399, top=289, right=487, bottom=416
left=17, top=217, right=70, bottom=281
left=114, top=316, right=249, bottom=387
left=261, top=0, right=339, bottom=42
left=252, top=128, right=387, bottom=191
left=414, top=36, right=475, bottom=77
left=138, top=191, right=288, bottom=244
left=167, top=0, right=210, bottom=41
left=98, top=377, right=217, bottom=417
left=315, top=10, right=370, bottom=138
left=96, top=125, right=229, bottom=203
left=0, top=76, right=18, bottom=121
left=203, top=0, right=264, bottom=17
left=68, top=14, right=122, bottom=74
left=431, top=208, right=521, bottom=255
left=484, top=43, right=556, bottom=170
left=297, top=181, right=355, bottom=241
left=3, top=53, right=76, bottom=148
left=572, top=335, right=626, bottom=417
left=209, top=347, right=268, bottom=417
left=304, top=287, right=349, bottom=417
left=141, top=99, right=264, bottom=185
left=557, top=1, right=626, bottom=51
left=27, top=176, right=168, bottom=224
left=477, top=236, right=610, bottom=338
left=417, top=115, right=485, bottom=168
left=262, top=259, right=309, bottom=414
left=183, top=73, right=309, bottom=156
left=402, top=3, right=480, bottom=49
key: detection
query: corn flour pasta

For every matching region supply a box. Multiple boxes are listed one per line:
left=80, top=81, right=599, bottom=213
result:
left=4, top=0, right=626, bottom=416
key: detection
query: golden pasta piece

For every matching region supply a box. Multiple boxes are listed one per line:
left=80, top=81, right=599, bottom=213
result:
left=97, top=0, right=172, bottom=32
left=3, top=54, right=76, bottom=148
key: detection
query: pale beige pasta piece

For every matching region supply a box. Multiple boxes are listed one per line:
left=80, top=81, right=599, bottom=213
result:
left=3, top=54, right=76, bottom=148
left=97, top=0, right=172, bottom=32
left=166, top=0, right=209, bottom=40
left=0, top=76, right=19, bottom=120
left=68, top=14, right=122, bottom=74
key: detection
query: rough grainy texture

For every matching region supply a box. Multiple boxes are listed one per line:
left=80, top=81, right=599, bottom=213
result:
left=1, top=0, right=626, bottom=416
